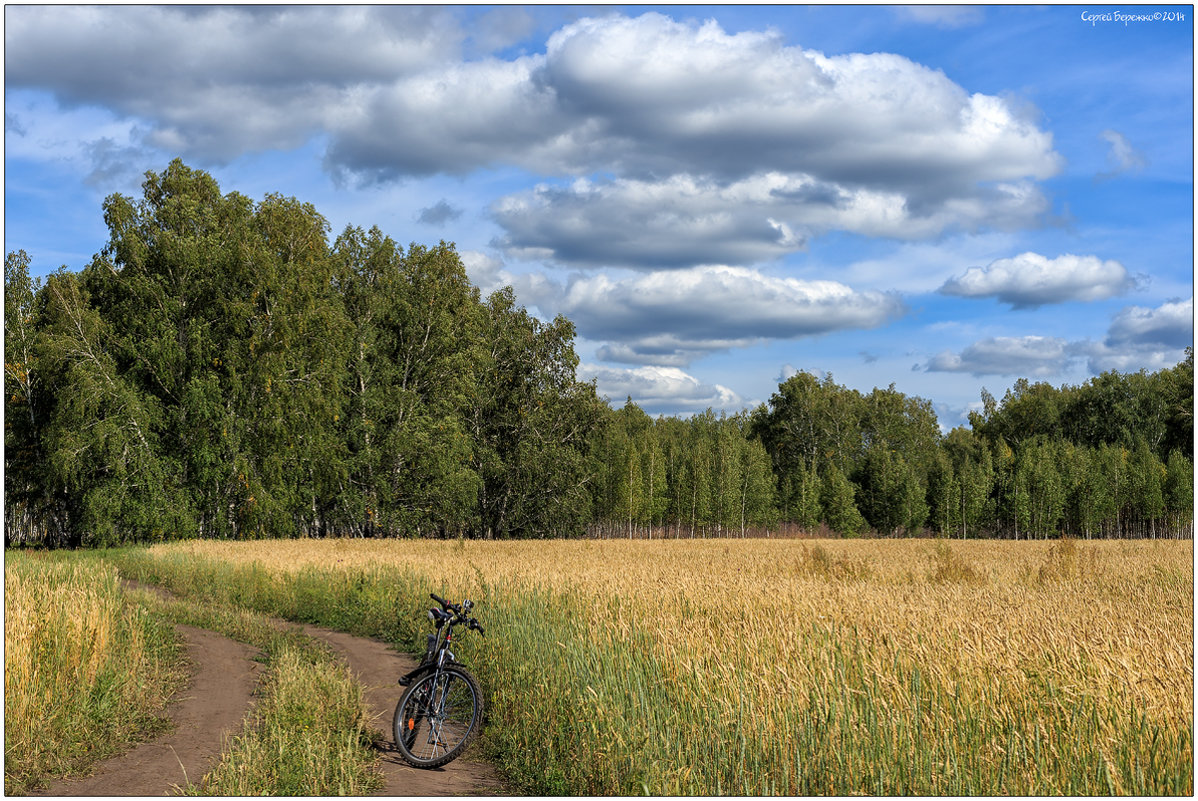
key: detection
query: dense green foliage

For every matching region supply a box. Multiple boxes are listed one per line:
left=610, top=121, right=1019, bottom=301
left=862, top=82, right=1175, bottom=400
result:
left=6, top=162, right=603, bottom=545
left=5, top=161, right=1192, bottom=544
left=744, top=365, right=1193, bottom=539
left=589, top=402, right=778, bottom=538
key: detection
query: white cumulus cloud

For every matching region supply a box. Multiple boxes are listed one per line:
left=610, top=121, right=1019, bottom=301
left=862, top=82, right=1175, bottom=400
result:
left=925, top=336, right=1075, bottom=377
left=1104, top=298, right=1193, bottom=349
left=493, top=172, right=1042, bottom=270
left=527, top=265, right=904, bottom=365
left=939, top=252, right=1138, bottom=308
left=923, top=298, right=1192, bottom=378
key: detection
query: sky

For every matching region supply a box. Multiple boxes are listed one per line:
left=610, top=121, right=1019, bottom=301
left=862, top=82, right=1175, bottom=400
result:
left=4, top=4, right=1194, bottom=426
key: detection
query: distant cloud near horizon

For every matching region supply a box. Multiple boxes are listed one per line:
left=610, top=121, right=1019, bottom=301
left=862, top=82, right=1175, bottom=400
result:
left=1104, top=298, right=1193, bottom=350
left=581, top=363, right=741, bottom=414
left=521, top=265, right=905, bottom=366
left=925, top=335, right=1074, bottom=377
left=924, top=298, right=1193, bottom=377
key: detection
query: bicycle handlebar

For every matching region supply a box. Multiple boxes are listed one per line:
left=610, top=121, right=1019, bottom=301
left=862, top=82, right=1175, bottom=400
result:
left=429, top=593, right=484, bottom=636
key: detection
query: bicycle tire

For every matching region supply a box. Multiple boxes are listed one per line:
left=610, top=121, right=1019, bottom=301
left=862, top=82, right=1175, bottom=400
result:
left=393, top=666, right=483, bottom=769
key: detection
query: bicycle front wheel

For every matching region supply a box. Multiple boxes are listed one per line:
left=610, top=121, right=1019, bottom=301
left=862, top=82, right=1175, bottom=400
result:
left=393, top=667, right=483, bottom=768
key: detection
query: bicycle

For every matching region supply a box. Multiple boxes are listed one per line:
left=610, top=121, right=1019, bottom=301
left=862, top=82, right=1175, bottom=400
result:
left=393, top=593, right=485, bottom=768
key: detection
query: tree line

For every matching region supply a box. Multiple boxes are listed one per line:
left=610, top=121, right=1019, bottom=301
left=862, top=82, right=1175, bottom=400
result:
left=588, top=362, right=1192, bottom=540
left=5, top=161, right=1193, bottom=545
left=747, top=366, right=1192, bottom=539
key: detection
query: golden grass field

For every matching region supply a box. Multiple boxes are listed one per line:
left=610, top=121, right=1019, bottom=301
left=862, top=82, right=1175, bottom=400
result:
left=140, top=536, right=1192, bottom=795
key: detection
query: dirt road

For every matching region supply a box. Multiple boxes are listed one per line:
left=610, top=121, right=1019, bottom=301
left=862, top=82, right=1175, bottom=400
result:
left=36, top=584, right=512, bottom=796
left=302, top=623, right=511, bottom=796
left=33, top=625, right=262, bottom=797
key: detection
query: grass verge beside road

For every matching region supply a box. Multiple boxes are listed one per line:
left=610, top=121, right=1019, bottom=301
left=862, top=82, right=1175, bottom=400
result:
left=4, top=551, right=185, bottom=795
left=118, top=580, right=384, bottom=796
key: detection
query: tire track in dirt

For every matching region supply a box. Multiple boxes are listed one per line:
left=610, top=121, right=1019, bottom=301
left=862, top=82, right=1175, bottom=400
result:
left=32, top=625, right=262, bottom=797
left=300, top=624, right=513, bottom=796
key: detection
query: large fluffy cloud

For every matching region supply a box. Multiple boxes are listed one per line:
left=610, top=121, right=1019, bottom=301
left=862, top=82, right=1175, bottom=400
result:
left=5, top=6, right=464, bottom=162
left=1104, top=298, right=1192, bottom=349
left=492, top=173, right=1044, bottom=270
left=1079, top=298, right=1193, bottom=373
left=8, top=8, right=1060, bottom=216
left=531, top=266, right=904, bottom=365
left=939, top=252, right=1139, bottom=308
left=528, top=14, right=1060, bottom=188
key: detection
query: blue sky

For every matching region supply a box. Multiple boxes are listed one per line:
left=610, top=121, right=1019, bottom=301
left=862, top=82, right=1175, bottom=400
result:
left=5, top=4, right=1193, bottom=425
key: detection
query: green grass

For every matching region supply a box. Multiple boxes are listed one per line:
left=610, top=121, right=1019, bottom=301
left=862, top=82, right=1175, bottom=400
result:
left=7, top=548, right=382, bottom=797
left=189, top=647, right=382, bottom=796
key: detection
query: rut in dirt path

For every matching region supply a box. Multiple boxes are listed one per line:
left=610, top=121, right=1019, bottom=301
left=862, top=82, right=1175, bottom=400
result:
left=32, top=625, right=262, bottom=797
left=301, top=623, right=514, bottom=796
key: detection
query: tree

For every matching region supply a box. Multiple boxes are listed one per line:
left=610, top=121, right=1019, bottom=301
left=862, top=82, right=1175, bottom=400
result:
left=942, top=427, right=994, bottom=538
left=856, top=443, right=927, bottom=535
left=86, top=161, right=355, bottom=539
left=821, top=463, right=865, bottom=537
left=1164, top=450, right=1194, bottom=538
left=640, top=421, right=669, bottom=535
left=710, top=412, right=742, bottom=536
left=752, top=371, right=864, bottom=480
left=351, top=239, right=482, bottom=537
left=737, top=434, right=779, bottom=535
left=926, top=452, right=960, bottom=537
left=35, top=270, right=189, bottom=545
left=1012, top=441, right=1065, bottom=539
left=1127, top=443, right=1166, bottom=538
left=683, top=420, right=713, bottom=537
left=470, top=289, right=605, bottom=538
left=788, top=462, right=823, bottom=533
left=1160, top=348, right=1194, bottom=460
left=5, top=251, right=46, bottom=544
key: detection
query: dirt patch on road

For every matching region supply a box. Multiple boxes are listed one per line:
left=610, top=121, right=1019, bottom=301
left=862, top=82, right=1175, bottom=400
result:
left=32, top=625, right=262, bottom=797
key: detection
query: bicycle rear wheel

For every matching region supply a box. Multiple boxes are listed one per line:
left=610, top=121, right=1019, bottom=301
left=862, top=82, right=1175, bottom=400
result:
left=393, top=667, right=483, bottom=768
